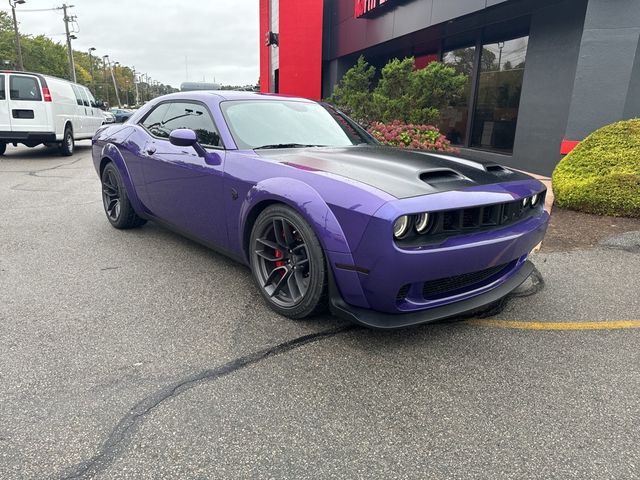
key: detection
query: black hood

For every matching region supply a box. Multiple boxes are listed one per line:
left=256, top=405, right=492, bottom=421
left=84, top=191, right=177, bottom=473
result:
left=256, top=145, right=533, bottom=199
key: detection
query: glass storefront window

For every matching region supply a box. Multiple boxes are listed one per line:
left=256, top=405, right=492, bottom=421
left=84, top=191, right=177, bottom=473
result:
left=470, top=36, right=529, bottom=153
left=439, top=46, right=475, bottom=145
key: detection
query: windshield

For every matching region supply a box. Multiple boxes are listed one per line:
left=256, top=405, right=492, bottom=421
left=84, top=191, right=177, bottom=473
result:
left=220, top=99, right=373, bottom=149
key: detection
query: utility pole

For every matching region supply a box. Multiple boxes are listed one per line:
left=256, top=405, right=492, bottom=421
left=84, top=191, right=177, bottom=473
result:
left=9, top=0, right=25, bottom=71
left=62, top=4, right=76, bottom=82
left=102, top=55, right=110, bottom=105
left=132, top=67, right=140, bottom=106
left=88, top=47, right=96, bottom=93
left=105, top=56, right=121, bottom=107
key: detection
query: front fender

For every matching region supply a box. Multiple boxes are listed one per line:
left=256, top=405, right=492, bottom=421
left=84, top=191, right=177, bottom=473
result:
left=239, top=177, right=370, bottom=309
left=239, top=177, right=351, bottom=255
left=100, top=142, right=146, bottom=216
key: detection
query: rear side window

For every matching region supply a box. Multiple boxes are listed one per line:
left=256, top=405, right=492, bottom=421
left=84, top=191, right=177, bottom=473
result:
left=10, top=75, right=42, bottom=101
left=0, top=76, right=5, bottom=100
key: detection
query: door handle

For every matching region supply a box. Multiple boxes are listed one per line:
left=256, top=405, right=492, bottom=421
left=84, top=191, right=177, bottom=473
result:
left=145, top=146, right=156, bottom=155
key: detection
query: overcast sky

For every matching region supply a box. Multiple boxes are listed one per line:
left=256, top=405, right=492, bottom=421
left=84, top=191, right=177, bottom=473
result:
left=10, top=0, right=259, bottom=87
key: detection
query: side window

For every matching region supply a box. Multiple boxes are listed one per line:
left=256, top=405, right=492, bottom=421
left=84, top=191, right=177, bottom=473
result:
left=70, top=84, right=83, bottom=106
left=0, top=76, right=5, bottom=100
left=140, top=103, right=171, bottom=139
left=161, top=102, right=222, bottom=147
left=86, top=89, right=97, bottom=107
left=79, top=87, right=90, bottom=107
left=9, top=75, right=42, bottom=101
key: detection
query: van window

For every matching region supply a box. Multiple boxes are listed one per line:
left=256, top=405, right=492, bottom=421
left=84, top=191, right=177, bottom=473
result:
left=0, top=76, right=5, bottom=100
left=71, top=84, right=83, bottom=106
left=86, top=89, right=98, bottom=107
left=78, top=87, right=90, bottom=107
left=10, top=75, right=42, bottom=101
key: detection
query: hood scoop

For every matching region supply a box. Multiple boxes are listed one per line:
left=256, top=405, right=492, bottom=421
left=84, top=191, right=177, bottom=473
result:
left=485, top=164, right=512, bottom=176
left=419, top=169, right=470, bottom=186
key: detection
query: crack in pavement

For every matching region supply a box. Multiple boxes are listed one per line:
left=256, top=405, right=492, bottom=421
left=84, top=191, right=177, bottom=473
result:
left=58, top=324, right=357, bottom=480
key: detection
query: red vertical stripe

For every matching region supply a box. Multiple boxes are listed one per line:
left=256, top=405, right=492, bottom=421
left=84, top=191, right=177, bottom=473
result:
left=259, top=0, right=270, bottom=93
left=279, top=0, right=324, bottom=100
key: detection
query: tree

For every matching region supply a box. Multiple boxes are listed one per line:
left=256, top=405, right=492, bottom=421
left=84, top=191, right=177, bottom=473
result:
left=372, top=57, right=415, bottom=123
left=326, top=55, right=376, bottom=124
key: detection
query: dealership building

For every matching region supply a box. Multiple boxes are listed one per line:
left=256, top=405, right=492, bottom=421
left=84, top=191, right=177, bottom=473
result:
left=259, top=0, right=640, bottom=175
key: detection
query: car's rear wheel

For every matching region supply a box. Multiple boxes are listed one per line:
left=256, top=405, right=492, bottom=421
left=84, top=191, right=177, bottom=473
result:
left=250, top=205, right=327, bottom=319
left=101, top=162, right=147, bottom=229
left=0, top=142, right=6, bottom=156
left=59, top=126, right=74, bottom=156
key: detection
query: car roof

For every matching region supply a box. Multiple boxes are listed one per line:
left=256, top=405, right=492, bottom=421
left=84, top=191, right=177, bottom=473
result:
left=167, top=90, right=315, bottom=103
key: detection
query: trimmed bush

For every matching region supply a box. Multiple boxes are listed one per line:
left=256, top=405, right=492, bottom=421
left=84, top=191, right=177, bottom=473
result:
left=368, top=121, right=458, bottom=153
left=552, top=119, right=640, bottom=217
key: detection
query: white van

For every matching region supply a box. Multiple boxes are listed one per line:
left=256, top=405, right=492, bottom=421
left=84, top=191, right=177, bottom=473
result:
left=0, top=71, right=105, bottom=156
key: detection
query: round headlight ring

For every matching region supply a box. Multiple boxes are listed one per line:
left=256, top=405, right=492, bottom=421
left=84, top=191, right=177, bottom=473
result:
left=415, top=213, right=430, bottom=234
left=393, top=215, right=411, bottom=239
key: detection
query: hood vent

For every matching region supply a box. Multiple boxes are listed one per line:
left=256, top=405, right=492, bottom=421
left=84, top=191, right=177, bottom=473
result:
left=485, top=164, right=511, bottom=175
left=419, top=169, right=466, bottom=185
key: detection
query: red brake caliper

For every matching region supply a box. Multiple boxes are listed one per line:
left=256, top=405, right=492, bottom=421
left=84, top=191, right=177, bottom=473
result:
left=274, top=249, right=286, bottom=276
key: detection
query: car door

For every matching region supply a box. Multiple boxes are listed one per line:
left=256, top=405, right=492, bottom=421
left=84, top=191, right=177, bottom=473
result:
left=140, top=100, right=228, bottom=249
left=78, top=87, right=96, bottom=135
left=8, top=74, right=49, bottom=133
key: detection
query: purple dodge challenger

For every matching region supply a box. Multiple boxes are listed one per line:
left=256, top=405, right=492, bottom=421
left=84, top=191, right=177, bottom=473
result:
left=92, top=91, right=549, bottom=328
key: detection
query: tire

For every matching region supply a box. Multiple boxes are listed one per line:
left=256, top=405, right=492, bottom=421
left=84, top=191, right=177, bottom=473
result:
left=0, top=142, right=6, bottom=156
left=250, top=204, right=327, bottom=319
left=101, top=162, right=147, bottom=229
left=59, top=126, right=75, bottom=156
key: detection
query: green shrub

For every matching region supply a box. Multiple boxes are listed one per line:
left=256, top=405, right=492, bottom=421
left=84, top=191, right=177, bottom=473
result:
left=326, top=56, right=467, bottom=126
left=552, top=119, right=640, bottom=217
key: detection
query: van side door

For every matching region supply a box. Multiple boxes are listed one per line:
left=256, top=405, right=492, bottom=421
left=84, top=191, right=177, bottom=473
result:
left=70, top=84, right=85, bottom=135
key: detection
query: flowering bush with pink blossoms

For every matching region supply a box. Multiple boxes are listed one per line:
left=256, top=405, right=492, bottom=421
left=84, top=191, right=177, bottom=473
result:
left=368, top=121, right=458, bottom=153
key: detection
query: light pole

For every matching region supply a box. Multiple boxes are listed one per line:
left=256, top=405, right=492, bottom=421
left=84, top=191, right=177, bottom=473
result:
left=8, top=0, right=25, bottom=71
left=88, top=47, right=96, bottom=92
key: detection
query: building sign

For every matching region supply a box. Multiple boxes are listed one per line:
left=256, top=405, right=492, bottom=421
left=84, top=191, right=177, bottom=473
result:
left=355, top=0, right=392, bottom=18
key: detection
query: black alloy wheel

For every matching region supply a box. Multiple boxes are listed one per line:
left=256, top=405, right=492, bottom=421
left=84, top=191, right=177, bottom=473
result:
left=250, top=205, right=327, bottom=318
left=102, top=167, right=122, bottom=222
left=100, top=162, right=147, bottom=229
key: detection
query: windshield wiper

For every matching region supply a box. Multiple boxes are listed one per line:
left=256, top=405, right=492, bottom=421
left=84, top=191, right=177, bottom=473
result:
left=254, top=143, right=326, bottom=149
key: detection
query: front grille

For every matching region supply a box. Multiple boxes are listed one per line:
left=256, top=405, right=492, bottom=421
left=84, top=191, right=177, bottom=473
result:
left=395, top=190, right=546, bottom=248
left=422, top=263, right=510, bottom=299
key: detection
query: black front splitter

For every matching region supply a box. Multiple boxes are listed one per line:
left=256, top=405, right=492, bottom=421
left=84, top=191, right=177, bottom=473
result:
left=328, top=261, right=535, bottom=329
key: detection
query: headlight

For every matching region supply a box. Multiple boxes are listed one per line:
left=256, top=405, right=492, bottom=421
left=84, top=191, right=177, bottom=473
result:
left=521, top=197, right=529, bottom=208
left=393, top=215, right=411, bottom=239
left=415, top=213, right=430, bottom=233
left=531, top=193, right=539, bottom=206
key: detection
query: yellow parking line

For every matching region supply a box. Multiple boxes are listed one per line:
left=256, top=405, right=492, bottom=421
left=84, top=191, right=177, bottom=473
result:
left=466, top=319, right=640, bottom=330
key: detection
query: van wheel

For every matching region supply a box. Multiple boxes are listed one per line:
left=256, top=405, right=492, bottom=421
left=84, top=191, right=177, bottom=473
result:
left=0, top=143, right=6, bottom=156
left=60, top=127, right=74, bottom=156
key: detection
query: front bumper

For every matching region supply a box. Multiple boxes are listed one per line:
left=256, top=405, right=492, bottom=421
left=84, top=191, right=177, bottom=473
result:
left=327, top=179, right=549, bottom=326
left=329, top=260, right=535, bottom=329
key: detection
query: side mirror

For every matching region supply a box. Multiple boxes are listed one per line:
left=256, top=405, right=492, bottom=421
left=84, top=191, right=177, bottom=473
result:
left=169, top=128, right=197, bottom=147
left=169, top=128, right=221, bottom=166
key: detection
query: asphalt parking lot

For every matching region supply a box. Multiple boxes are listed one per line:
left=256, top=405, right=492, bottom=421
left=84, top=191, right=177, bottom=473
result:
left=1, top=143, right=639, bottom=480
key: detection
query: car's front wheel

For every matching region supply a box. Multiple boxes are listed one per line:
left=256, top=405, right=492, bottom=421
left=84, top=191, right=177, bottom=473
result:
left=101, top=162, right=147, bottom=229
left=59, top=126, right=74, bottom=156
left=250, top=205, right=327, bottom=319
